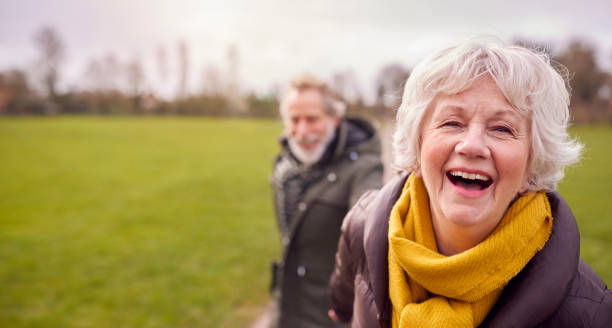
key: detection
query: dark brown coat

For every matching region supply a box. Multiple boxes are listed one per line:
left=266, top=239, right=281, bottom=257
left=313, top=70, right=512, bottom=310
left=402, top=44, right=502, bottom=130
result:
left=329, top=173, right=612, bottom=327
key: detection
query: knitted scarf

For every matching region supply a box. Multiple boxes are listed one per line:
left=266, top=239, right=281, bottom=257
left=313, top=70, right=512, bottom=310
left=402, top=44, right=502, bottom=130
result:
left=388, top=175, right=552, bottom=327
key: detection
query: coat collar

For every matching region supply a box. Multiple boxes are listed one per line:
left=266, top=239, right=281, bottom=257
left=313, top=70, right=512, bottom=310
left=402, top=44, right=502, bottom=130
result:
left=482, top=191, right=580, bottom=327
left=363, top=172, right=408, bottom=326
left=363, top=172, right=580, bottom=327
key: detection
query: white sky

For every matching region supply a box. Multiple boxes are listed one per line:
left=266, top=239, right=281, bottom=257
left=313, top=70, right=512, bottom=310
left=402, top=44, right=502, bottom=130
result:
left=1, top=0, right=611, bottom=101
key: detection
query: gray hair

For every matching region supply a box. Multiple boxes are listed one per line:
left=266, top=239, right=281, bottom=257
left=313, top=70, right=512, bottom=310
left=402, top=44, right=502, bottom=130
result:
left=392, top=36, right=582, bottom=191
left=279, top=73, right=346, bottom=118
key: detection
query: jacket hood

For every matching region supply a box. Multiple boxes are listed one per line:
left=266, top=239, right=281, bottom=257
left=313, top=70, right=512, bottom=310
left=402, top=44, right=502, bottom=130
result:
left=331, top=117, right=381, bottom=160
left=279, top=117, right=381, bottom=166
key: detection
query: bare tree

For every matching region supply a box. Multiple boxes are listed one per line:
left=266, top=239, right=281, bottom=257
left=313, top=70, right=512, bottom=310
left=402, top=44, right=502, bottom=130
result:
left=155, top=45, right=169, bottom=98
left=155, top=45, right=169, bottom=81
left=201, top=65, right=223, bottom=96
left=331, top=70, right=363, bottom=105
left=556, top=40, right=608, bottom=123
left=0, top=69, right=37, bottom=114
left=177, top=40, right=189, bottom=100
left=227, top=44, right=239, bottom=94
left=33, top=26, right=65, bottom=100
left=84, top=59, right=103, bottom=91
left=557, top=40, right=605, bottom=104
left=126, top=58, right=145, bottom=98
left=226, top=44, right=246, bottom=113
left=84, top=54, right=121, bottom=92
left=374, top=62, right=410, bottom=110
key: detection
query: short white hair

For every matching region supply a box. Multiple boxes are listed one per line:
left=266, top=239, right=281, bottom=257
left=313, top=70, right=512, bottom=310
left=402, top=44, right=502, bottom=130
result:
left=392, top=36, right=583, bottom=191
left=279, top=73, right=346, bottom=119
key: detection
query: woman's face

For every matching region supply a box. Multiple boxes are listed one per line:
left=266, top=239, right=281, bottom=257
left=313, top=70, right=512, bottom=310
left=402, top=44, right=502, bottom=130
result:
left=418, top=75, right=531, bottom=234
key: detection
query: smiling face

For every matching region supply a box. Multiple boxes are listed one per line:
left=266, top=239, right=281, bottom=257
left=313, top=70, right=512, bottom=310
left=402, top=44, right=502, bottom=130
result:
left=418, top=75, right=531, bottom=245
left=283, top=88, right=339, bottom=165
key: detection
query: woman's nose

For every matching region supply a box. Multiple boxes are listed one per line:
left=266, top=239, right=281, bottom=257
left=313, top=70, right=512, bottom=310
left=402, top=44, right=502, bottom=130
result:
left=455, top=126, right=490, bottom=159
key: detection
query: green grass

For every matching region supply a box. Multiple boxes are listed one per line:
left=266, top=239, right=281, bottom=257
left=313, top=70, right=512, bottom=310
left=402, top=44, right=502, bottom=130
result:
left=0, top=118, right=610, bottom=327
left=558, top=125, right=612, bottom=282
left=0, top=117, right=282, bottom=327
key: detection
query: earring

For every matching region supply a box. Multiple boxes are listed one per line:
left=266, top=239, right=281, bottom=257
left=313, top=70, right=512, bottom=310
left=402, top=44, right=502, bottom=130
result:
left=519, top=179, right=531, bottom=194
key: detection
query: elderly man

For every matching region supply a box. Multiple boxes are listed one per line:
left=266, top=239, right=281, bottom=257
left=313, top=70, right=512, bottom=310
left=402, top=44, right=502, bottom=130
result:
left=270, top=74, right=383, bottom=327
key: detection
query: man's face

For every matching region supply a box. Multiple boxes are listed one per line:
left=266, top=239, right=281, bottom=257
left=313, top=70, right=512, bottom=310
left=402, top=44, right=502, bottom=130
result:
left=282, top=88, right=339, bottom=164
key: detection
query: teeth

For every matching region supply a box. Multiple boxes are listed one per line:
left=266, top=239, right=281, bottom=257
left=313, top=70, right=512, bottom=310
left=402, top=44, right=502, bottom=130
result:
left=449, top=170, right=490, bottom=181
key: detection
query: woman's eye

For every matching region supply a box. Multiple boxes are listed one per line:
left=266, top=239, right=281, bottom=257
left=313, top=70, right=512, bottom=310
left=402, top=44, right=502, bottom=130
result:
left=492, top=126, right=513, bottom=134
left=441, top=121, right=461, bottom=128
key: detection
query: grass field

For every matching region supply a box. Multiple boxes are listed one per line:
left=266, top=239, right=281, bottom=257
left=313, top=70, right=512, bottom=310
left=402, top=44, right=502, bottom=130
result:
left=558, top=125, right=612, bottom=280
left=0, top=117, right=282, bottom=327
left=0, top=117, right=611, bottom=327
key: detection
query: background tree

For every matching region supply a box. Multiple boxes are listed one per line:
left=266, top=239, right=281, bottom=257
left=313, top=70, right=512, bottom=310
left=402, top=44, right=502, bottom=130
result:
left=33, top=26, right=65, bottom=102
left=0, top=69, right=44, bottom=114
left=81, top=54, right=130, bottom=114
left=156, top=45, right=169, bottom=81
left=155, top=45, right=170, bottom=99
left=84, top=54, right=121, bottom=92
left=201, top=65, right=223, bottom=96
left=126, top=58, right=145, bottom=112
left=374, top=62, right=410, bottom=112
left=126, top=59, right=145, bottom=98
left=331, top=70, right=363, bottom=106
left=225, top=44, right=246, bottom=113
left=556, top=40, right=608, bottom=122
left=177, top=40, right=189, bottom=101
left=331, top=69, right=372, bottom=119
left=226, top=44, right=239, bottom=95
left=556, top=40, right=606, bottom=104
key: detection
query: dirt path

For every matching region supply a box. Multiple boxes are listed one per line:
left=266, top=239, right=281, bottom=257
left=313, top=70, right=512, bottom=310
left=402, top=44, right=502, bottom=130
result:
left=249, top=305, right=271, bottom=328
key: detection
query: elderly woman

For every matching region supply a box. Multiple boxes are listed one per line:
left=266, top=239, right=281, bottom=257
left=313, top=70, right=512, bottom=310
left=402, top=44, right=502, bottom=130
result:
left=328, top=38, right=612, bottom=327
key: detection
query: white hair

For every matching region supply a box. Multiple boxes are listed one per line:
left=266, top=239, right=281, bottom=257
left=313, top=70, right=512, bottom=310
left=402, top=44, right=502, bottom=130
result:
left=279, top=73, right=346, bottom=119
left=392, top=36, right=583, bottom=191
left=287, top=120, right=336, bottom=166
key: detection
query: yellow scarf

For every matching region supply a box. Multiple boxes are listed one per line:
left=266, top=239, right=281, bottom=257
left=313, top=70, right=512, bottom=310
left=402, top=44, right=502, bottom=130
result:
left=388, top=175, right=552, bottom=327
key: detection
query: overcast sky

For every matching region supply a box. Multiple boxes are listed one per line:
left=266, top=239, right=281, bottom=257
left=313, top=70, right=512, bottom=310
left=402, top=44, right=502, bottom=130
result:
left=1, top=0, right=611, bottom=100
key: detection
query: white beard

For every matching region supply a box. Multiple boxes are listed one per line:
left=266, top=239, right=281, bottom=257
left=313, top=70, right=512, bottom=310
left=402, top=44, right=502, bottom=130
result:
left=287, top=121, right=336, bottom=166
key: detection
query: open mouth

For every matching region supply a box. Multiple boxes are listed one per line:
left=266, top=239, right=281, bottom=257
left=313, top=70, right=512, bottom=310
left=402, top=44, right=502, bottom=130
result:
left=447, top=170, right=493, bottom=191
